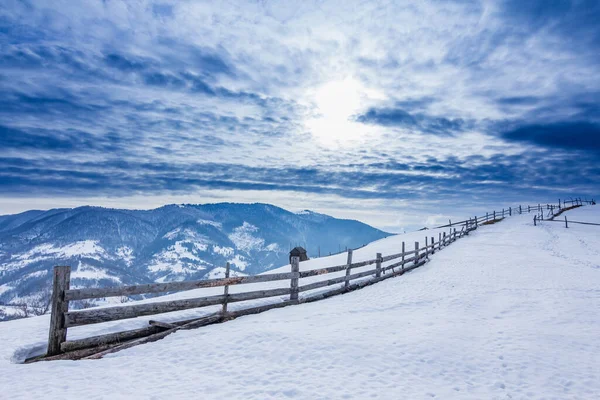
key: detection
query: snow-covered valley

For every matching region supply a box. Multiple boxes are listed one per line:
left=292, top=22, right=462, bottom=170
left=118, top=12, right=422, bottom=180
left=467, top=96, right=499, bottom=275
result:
left=0, top=205, right=598, bottom=399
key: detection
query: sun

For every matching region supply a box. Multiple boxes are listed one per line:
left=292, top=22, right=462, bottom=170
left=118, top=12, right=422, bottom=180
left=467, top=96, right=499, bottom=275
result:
left=305, top=77, right=384, bottom=146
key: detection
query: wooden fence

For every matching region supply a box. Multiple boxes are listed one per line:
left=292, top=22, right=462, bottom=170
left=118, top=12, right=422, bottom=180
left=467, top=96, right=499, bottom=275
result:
left=34, top=199, right=594, bottom=362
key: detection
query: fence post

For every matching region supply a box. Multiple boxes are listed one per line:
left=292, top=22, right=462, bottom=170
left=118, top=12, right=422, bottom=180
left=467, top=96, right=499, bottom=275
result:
left=509, top=207, right=512, bottom=216
left=402, top=242, right=406, bottom=270
left=47, top=265, right=71, bottom=356
left=565, top=216, right=568, bottom=228
left=453, top=228, right=457, bottom=241
left=345, top=249, right=353, bottom=289
left=443, top=232, right=446, bottom=245
left=559, top=199, right=561, bottom=209
left=493, top=210, right=496, bottom=220
left=375, top=252, right=382, bottom=278
left=290, top=256, right=300, bottom=303
left=425, top=236, right=429, bottom=258
left=528, top=205, right=530, bottom=213
left=519, top=205, right=522, bottom=214
left=431, top=236, right=435, bottom=254
left=222, top=262, right=230, bottom=316
left=475, top=216, right=478, bottom=228
left=534, top=215, right=537, bottom=226
left=438, top=233, right=442, bottom=249
left=414, top=242, right=419, bottom=266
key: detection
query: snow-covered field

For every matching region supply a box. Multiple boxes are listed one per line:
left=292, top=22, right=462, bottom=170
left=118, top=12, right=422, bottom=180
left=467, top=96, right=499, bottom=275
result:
left=0, top=206, right=599, bottom=399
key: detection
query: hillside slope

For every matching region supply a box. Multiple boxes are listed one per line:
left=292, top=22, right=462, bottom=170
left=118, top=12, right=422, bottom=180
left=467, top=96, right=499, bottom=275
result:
left=0, top=203, right=389, bottom=310
left=0, top=206, right=599, bottom=399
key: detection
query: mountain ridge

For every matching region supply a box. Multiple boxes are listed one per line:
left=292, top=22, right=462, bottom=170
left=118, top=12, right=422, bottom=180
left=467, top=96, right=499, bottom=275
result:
left=0, top=202, right=389, bottom=316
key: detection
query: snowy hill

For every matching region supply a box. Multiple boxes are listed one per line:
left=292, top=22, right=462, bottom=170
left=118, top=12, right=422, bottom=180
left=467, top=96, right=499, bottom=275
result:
left=0, top=203, right=389, bottom=312
left=0, top=205, right=598, bottom=399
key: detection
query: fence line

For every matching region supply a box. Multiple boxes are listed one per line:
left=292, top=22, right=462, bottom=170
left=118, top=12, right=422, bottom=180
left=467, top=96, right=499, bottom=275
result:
left=30, top=199, right=594, bottom=362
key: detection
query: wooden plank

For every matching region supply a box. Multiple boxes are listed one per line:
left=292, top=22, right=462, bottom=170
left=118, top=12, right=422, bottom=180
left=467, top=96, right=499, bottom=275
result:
left=149, top=320, right=178, bottom=329
left=290, top=256, right=299, bottom=303
left=299, top=268, right=378, bottom=292
left=83, top=314, right=224, bottom=360
left=61, top=312, right=223, bottom=353
left=226, top=300, right=294, bottom=319
left=61, top=326, right=164, bottom=353
left=222, top=262, right=230, bottom=315
left=375, top=253, right=382, bottom=278
left=349, top=258, right=378, bottom=268
left=381, top=251, right=404, bottom=262
left=345, top=249, right=353, bottom=289
left=414, top=242, right=419, bottom=265
left=46, top=265, right=70, bottom=356
left=402, top=242, right=406, bottom=269
left=65, top=272, right=295, bottom=301
left=27, top=342, right=125, bottom=363
left=299, top=264, right=347, bottom=278
left=64, top=287, right=291, bottom=327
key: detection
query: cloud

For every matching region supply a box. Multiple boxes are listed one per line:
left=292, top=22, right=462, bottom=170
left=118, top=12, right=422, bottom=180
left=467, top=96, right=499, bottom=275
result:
left=501, top=122, right=600, bottom=153
left=355, top=107, right=466, bottom=136
left=0, top=0, right=598, bottom=230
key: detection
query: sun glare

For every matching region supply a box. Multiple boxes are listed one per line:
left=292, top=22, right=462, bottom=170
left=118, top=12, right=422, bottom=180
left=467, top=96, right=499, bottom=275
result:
left=305, top=77, right=383, bottom=146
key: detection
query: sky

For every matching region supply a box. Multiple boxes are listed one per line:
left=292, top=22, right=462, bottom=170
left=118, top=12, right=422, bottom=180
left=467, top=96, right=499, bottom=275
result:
left=0, top=0, right=599, bottom=232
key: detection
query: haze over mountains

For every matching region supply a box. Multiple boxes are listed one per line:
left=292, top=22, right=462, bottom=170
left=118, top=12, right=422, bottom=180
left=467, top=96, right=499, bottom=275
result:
left=0, top=203, right=388, bottom=313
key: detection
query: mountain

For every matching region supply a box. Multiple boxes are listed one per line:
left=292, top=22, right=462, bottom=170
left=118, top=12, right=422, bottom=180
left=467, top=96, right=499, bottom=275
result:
left=0, top=203, right=389, bottom=315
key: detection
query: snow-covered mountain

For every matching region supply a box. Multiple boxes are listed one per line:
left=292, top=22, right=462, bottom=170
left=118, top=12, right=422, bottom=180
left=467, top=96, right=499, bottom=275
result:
left=0, top=203, right=389, bottom=312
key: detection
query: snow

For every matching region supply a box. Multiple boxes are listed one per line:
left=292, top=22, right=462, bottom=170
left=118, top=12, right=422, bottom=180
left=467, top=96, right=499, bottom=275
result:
left=197, top=219, right=222, bottom=228
left=0, top=206, right=599, bottom=399
left=228, top=254, right=248, bottom=271
left=115, top=246, right=135, bottom=266
left=206, top=267, right=248, bottom=279
left=148, top=241, right=209, bottom=274
left=213, top=245, right=234, bottom=257
left=2, top=240, right=109, bottom=271
left=0, top=284, right=13, bottom=295
left=228, top=222, right=265, bottom=252
left=71, top=262, right=121, bottom=283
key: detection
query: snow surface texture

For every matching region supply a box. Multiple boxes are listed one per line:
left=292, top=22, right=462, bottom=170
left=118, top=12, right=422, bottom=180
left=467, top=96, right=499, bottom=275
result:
left=0, top=206, right=599, bottom=399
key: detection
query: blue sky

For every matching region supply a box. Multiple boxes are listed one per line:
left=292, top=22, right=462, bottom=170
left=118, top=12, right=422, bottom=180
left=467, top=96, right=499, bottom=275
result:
left=0, top=0, right=599, bottom=232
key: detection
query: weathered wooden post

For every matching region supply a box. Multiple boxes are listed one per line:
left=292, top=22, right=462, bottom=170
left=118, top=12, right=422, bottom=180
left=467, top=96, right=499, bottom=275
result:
left=486, top=212, right=489, bottom=222
left=509, top=207, right=512, bottom=216
left=401, top=242, right=406, bottom=270
left=519, top=205, right=522, bottom=214
left=453, top=228, right=457, bottom=241
left=493, top=210, right=496, bottom=220
left=443, top=231, right=446, bottom=245
left=502, top=208, right=504, bottom=218
left=222, top=262, right=231, bottom=315
left=559, top=199, right=561, bottom=209
left=528, top=205, right=530, bottom=213
left=533, top=215, right=537, bottom=226
left=345, top=249, right=353, bottom=289
left=375, top=252, right=382, bottom=278
left=47, top=265, right=71, bottom=356
left=565, top=215, right=568, bottom=228
left=438, top=233, right=442, bottom=249
left=414, top=242, right=419, bottom=266
left=290, top=256, right=300, bottom=303
left=431, top=236, right=435, bottom=254
left=474, top=216, right=478, bottom=228
left=425, top=236, right=429, bottom=258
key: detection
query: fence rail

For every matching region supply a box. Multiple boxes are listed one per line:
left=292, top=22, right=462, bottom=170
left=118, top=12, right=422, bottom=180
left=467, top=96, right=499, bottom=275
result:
left=36, top=226, right=473, bottom=362
left=33, top=198, right=595, bottom=362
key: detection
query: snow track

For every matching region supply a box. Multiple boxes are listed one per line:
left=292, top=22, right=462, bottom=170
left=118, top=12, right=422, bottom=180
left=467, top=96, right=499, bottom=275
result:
left=1, top=207, right=599, bottom=399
